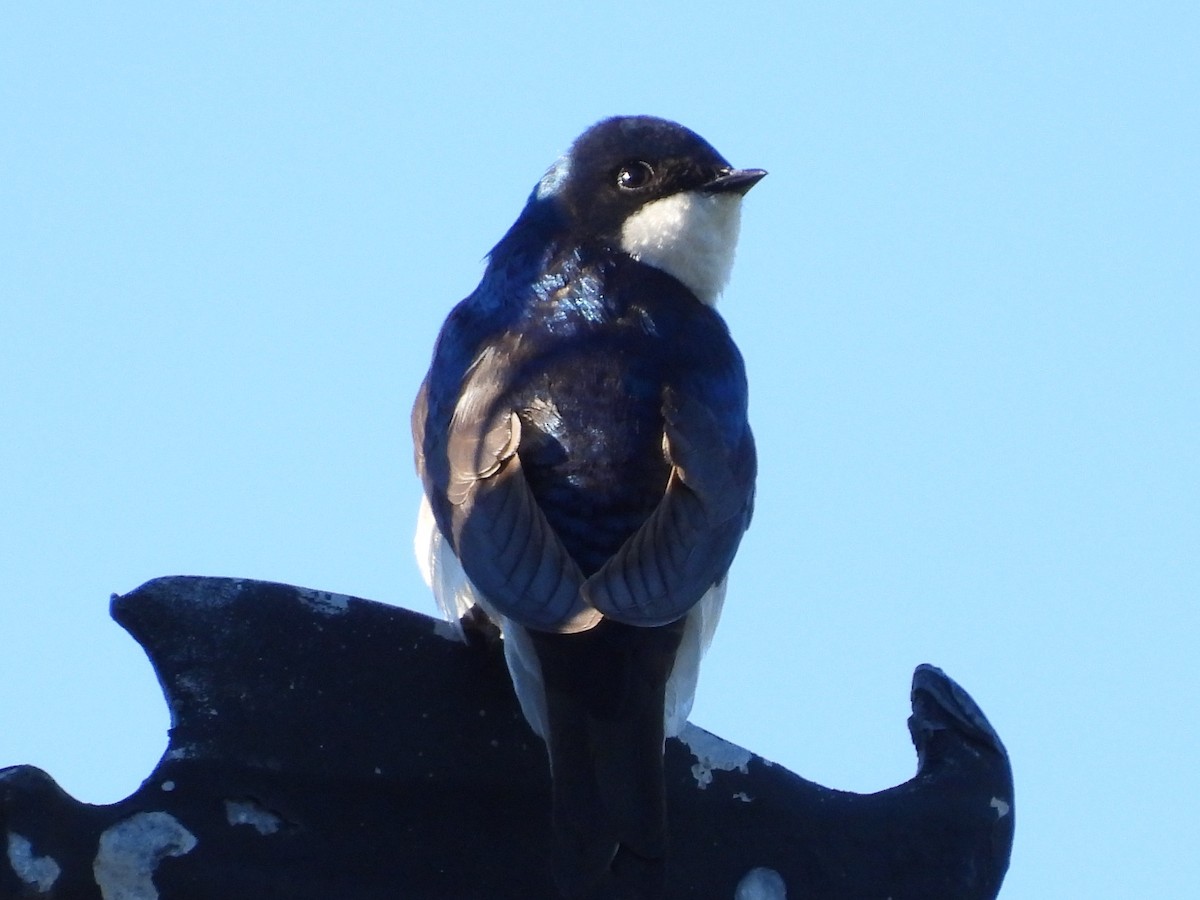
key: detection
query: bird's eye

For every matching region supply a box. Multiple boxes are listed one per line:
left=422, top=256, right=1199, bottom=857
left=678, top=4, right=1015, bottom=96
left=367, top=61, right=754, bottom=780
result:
left=616, top=161, right=655, bottom=191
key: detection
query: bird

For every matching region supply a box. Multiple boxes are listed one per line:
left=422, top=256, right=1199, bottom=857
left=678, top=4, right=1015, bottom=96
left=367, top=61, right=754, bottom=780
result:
left=412, top=115, right=762, bottom=898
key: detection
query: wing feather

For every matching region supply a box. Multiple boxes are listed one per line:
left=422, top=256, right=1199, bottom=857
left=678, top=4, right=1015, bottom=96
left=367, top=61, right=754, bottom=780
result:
left=418, top=362, right=602, bottom=634
left=415, top=293, right=753, bottom=636
left=584, top=387, right=755, bottom=626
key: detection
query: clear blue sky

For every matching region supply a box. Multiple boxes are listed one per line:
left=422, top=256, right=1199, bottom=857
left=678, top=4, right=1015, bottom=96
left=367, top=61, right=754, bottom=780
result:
left=2, top=3, right=1196, bottom=896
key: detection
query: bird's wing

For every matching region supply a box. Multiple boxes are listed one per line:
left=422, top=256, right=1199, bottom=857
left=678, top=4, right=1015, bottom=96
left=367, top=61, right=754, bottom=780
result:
left=414, top=362, right=599, bottom=634
left=583, top=385, right=755, bottom=627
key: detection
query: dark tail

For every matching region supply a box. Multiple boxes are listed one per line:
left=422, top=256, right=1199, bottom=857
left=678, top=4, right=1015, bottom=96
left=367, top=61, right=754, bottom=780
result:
left=530, top=619, right=686, bottom=899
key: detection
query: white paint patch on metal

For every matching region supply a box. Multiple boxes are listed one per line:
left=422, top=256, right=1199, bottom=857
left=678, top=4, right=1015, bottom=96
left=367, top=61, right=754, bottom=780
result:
left=6, top=832, right=61, bottom=893
left=735, top=866, right=787, bottom=899
left=431, top=617, right=463, bottom=642
left=93, top=811, right=197, bottom=900
left=224, top=799, right=283, bottom=835
left=678, top=722, right=751, bottom=789
left=298, top=588, right=350, bottom=616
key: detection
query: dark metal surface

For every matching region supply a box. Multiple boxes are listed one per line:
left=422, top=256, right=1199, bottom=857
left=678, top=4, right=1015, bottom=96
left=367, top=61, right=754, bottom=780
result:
left=1, top=577, right=1013, bottom=899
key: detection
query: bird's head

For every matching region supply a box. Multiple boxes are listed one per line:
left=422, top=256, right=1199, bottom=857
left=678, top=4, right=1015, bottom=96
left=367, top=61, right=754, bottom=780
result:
left=531, top=116, right=766, bottom=305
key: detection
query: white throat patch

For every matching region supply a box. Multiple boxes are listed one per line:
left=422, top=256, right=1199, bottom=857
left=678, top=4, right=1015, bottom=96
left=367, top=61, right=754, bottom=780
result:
left=618, top=190, right=743, bottom=306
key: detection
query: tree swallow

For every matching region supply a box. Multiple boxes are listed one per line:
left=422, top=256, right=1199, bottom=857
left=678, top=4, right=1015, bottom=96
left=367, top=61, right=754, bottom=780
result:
left=413, top=116, right=763, bottom=897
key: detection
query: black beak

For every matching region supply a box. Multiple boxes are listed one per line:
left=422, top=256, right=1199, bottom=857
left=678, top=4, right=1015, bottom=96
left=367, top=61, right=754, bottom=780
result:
left=703, top=167, right=768, bottom=196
